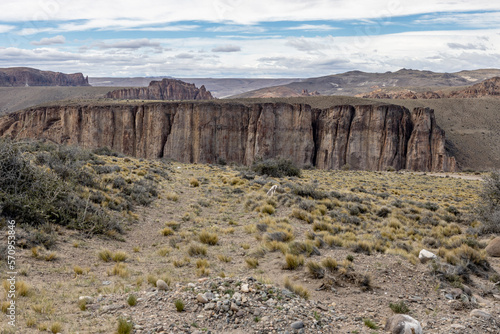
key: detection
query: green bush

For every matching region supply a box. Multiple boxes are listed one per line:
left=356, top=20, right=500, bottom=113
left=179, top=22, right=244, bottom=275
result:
left=477, top=171, right=500, bottom=234
left=251, top=158, right=301, bottom=178
left=0, top=140, right=134, bottom=244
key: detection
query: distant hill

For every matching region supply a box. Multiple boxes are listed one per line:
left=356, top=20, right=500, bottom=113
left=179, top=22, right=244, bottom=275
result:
left=0, top=67, right=89, bottom=87
left=230, top=68, right=500, bottom=98
left=360, top=76, right=500, bottom=99
left=89, top=77, right=300, bottom=98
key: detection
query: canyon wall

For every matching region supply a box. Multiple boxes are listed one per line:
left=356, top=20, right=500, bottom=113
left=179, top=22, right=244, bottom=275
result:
left=0, top=102, right=456, bottom=172
left=0, top=67, right=89, bottom=86
left=106, top=79, right=214, bottom=100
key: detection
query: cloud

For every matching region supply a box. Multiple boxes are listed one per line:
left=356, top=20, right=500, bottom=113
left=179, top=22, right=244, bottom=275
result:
left=286, top=37, right=334, bottom=52
left=175, top=53, right=195, bottom=59
left=414, top=11, right=500, bottom=28
left=448, top=42, right=487, bottom=51
left=3, top=1, right=500, bottom=26
left=212, top=45, right=241, bottom=52
left=95, top=38, right=160, bottom=49
left=285, top=24, right=339, bottom=31
left=31, top=35, right=66, bottom=45
left=0, top=24, right=14, bottom=33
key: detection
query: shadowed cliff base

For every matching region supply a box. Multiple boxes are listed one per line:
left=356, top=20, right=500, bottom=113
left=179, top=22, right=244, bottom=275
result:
left=0, top=101, right=455, bottom=172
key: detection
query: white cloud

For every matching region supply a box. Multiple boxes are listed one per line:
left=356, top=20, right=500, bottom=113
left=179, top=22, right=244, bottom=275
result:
left=212, top=45, right=241, bottom=52
left=285, top=24, right=339, bottom=31
left=0, top=24, right=14, bottom=33
left=414, top=11, right=500, bottom=28
left=2, top=1, right=500, bottom=26
left=95, top=38, right=161, bottom=49
left=31, top=35, right=66, bottom=45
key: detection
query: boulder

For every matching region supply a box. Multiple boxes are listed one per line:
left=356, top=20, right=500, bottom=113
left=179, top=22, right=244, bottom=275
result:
left=470, top=309, right=492, bottom=320
left=418, top=249, right=437, bottom=263
left=385, top=314, right=423, bottom=334
left=485, top=237, right=500, bottom=257
left=156, top=279, right=169, bottom=291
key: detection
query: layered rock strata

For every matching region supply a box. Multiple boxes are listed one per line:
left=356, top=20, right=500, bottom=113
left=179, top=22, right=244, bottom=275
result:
left=106, top=79, right=213, bottom=100
left=0, top=67, right=89, bottom=86
left=0, top=102, right=456, bottom=172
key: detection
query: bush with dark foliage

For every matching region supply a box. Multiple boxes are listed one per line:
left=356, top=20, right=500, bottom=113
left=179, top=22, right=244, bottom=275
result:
left=251, top=158, right=301, bottom=178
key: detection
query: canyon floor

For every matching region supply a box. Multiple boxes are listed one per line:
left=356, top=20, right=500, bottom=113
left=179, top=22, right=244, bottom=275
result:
left=1, top=152, right=499, bottom=333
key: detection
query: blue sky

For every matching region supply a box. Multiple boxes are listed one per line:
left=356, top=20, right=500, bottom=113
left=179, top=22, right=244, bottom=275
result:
left=0, top=1, right=500, bottom=77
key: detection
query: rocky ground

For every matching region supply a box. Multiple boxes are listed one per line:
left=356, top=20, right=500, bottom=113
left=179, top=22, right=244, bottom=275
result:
left=1, top=161, right=500, bottom=333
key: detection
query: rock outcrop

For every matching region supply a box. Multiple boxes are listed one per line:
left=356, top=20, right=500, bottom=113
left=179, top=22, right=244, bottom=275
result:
left=361, top=77, right=500, bottom=99
left=106, top=79, right=214, bottom=100
left=0, top=67, right=89, bottom=87
left=0, top=102, right=456, bottom=172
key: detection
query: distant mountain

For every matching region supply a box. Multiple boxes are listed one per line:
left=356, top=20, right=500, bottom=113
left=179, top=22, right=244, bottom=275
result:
left=360, top=76, right=500, bottom=99
left=0, top=67, right=89, bottom=87
left=230, top=68, right=500, bottom=98
left=89, top=77, right=300, bottom=98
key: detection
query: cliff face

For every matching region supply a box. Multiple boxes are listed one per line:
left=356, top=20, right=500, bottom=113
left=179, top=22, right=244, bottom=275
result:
left=0, top=102, right=456, bottom=172
left=106, top=79, right=214, bottom=100
left=0, top=67, right=89, bottom=86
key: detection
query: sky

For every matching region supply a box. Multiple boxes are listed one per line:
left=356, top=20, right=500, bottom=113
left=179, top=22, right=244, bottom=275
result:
left=1, top=1, right=500, bottom=78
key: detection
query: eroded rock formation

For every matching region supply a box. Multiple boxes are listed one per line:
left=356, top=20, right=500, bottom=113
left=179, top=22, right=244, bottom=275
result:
left=106, top=79, right=214, bottom=100
left=0, top=102, right=456, bottom=171
left=0, top=67, right=89, bottom=87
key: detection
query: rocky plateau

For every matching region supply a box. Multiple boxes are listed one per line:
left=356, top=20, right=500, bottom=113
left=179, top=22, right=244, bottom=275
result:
left=0, top=102, right=456, bottom=172
left=106, top=79, right=214, bottom=101
left=0, top=67, right=89, bottom=87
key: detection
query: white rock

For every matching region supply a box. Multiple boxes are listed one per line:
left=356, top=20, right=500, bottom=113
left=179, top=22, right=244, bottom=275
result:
left=241, top=284, right=250, bottom=293
left=197, top=293, right=209, bottom=303
left=418, top=249, right=437, bottom=263
left=156, top=279, right=169, bottom=291
left=385, top=314, right=423, bottom=334
left=79, top=296, right=93, bottom=303
left=233, top=292, right=242, bottom=300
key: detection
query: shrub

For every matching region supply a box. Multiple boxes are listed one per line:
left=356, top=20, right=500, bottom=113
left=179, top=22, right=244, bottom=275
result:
left=199, top=230, right=218, bottom=245
left=260, top=204, right=275, bottom=215
left=477, top=171, right=500, bottom=234
left=190, top=178, right=200, bottom=187
left=127, top=294, right=137, bottom=306
left=160, top=227, right=174, bottom=236
left=251, top=158, right=301, bottom=178
left=98, top=249, right=112, bottom=262
left=363, top=318, right=378, bottom=330
left=322, top=257, right=338, bottom=272
left=174, top=299, right=185, bottom=312
left=306, top=261, right=325, bottom=278
left=283, top=254, right=304, bottom=270
left=112, top=251, right=128, bottom=262
left=389, top=301, right=410, bottom=314
left=188, top=244, right=207, bottom=257
left=292, top=184, right=328, bottom=200
left=245, top=257, right=259, bottom=268
left=50, top=322, right=62, bottom=334
left=283, top=277, right=309, bottom=299
left=117, top=317, right=133, bottom=334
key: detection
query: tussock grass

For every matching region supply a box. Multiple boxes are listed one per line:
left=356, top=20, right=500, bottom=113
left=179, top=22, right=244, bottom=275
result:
left=188, top=244, right=207, bottom=257
left=283, top=254, right=304, bottom=270
left=245, top=257, right=259, bottom=268
left=198, top=230, right=218, bottom=245
left=284, top=277, right=309, bottom=299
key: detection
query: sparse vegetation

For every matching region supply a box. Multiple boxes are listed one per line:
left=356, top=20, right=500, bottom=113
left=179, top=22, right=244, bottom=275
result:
left=174, top=299, right=185, bottom=312
left=117, top=317, right=133, bottom=334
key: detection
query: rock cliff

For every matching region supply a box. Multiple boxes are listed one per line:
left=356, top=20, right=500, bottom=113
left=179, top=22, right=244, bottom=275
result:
left=106, top=79, right=214, bottom=100
left=0, top=102, right=456, bottom=172
left=0, top=67, right=89, bottom=86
